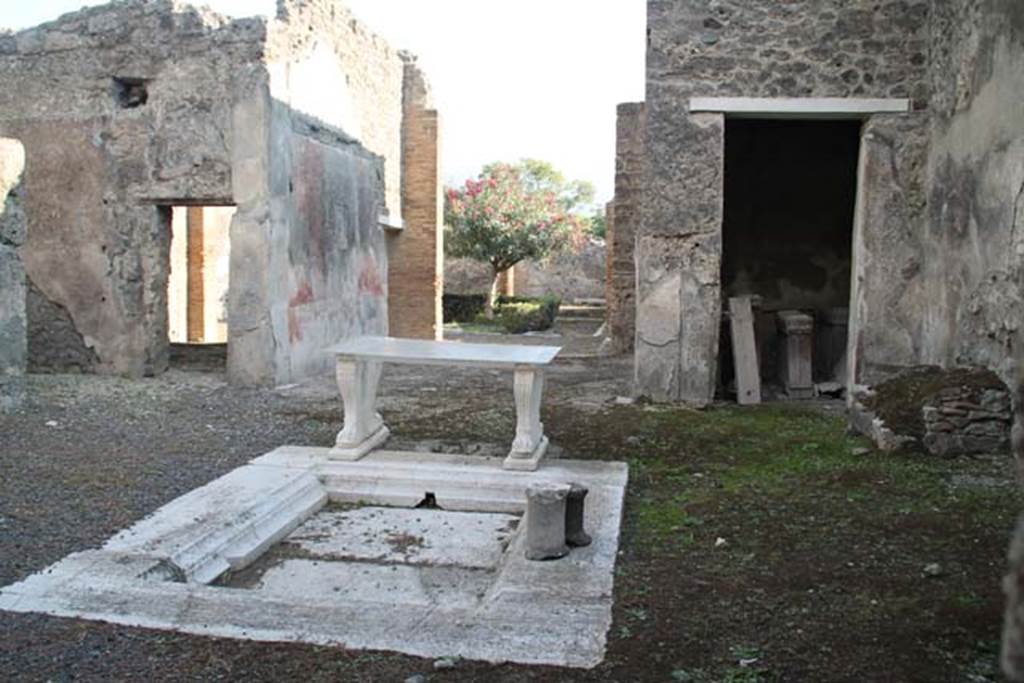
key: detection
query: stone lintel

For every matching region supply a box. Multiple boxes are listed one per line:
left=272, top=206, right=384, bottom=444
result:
left=689, top=97, right=911, bottom=119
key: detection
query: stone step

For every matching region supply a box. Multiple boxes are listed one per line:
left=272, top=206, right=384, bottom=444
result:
left=558, top=305, right=606, bottom=320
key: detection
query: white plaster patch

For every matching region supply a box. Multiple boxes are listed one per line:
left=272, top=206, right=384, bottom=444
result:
left=0, top=449, right=628, bottom=669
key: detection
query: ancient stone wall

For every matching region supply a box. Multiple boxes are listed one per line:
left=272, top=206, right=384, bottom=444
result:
left=0, top=139, right=26, bottom=413
left=387, top=55, right=443, bottom=339
left=266, top=0, right=405, bottom=222
left=514, top=240, right=606, bottom=302
left=641, top=0, right=932, bottom=403
left=0, top=1, right=266, bottom=377
left=228, top=0, right=405, bottom=385
left=445, top=242, right=606, bottom=303
left=608, top=103, right=644, bottom=354
left=1, top=0, right=437, bottom=385
left=919, top=0, right=1024, bottom=387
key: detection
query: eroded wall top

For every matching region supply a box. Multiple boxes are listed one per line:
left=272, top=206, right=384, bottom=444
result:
left=265, top=0, right=407, bottom=223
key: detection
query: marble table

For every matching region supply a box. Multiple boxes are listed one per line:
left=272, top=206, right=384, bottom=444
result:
left=324, top=336, right=562, bottom=471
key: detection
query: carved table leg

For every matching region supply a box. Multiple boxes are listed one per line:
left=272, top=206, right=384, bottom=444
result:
left=330, top=358, right=389, bottom=460
left=505, top=367, right=549, bottom=471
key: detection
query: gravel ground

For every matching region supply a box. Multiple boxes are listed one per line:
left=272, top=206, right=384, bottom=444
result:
left=4, top=356, right=1015, bottom=682
left=0, top=357, right=632, bottom=681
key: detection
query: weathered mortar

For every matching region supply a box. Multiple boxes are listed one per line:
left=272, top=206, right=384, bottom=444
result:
left=265, top=0, right=404, bottom=222
left=0, top=138, right=26, bottom=412
left=920, top=0, right=1024, bottom=388
left=1, top=0, right=440, bottom=385
left=387, top=54, right=443, bottom=340
left=0, top=0, right=267, bottom=377
left=640, top=0, right=934, bottom=403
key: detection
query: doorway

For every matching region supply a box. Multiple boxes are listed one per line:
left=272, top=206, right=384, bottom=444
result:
left=167, top=205, right=235, bottom=370
left=718, top=119, right=861, bottom=396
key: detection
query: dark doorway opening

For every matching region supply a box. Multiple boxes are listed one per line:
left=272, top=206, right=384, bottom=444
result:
left=718, top=119, right=861, bottom=399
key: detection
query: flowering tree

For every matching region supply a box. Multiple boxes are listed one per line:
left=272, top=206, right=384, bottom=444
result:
left=445, top=162, right=586, bottom=317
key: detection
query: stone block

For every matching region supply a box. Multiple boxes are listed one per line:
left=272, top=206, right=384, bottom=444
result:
left=635, top=233, right=722, bottom=404
left=777, top=310, right=814, bottom=399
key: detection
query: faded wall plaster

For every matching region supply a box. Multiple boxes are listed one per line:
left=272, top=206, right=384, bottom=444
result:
left=0, top=138, right=26, bottom=412
left=0, top=1, right=265, bottom=376
left=920, top=0, right=1024, bottom=386
left=641, top=0, right=932, bottom=403
left=1, top=0, right=432, bottom=386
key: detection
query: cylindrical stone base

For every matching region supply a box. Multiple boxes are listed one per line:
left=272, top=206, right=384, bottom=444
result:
left=525, top=482, right=570, bottom=561
left=565, top=483, right=592, bottom=547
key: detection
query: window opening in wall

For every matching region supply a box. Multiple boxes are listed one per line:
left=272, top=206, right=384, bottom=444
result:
left=718, top=119, right=861, bottom=400
left=112, top=77, right=150, bottom=109
left=167, top=205, right=235, bottom=370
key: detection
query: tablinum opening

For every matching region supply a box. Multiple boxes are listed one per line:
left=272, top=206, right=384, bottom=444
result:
left=718, top=119, right=861, bottom=397
left=167, top=205, right=236, bottom=369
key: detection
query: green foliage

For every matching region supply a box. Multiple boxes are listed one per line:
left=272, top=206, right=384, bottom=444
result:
left=587, top=209, right=608, bottom=239
left=445, top=162, right=587, bottom=274
left=441, top=294, right=486, bottom=323
left=481, top=158, right=595, bottom=213
left=493, top=295, right=561, bottom=334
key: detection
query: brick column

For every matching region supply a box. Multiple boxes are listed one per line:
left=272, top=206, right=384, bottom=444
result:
left=186, top=206, right=205, bottom=343
left=608, top=103, right=644, bottom=354
left=389, top=56, right=443, bottom=339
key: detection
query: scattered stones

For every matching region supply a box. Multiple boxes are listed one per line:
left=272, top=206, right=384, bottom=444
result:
left=852, top=366, right=1012, bottom=456
left=816, top=382, right=845, bottom=399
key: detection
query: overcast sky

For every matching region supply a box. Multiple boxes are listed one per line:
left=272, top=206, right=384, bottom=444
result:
left=4, top=1, right=646, bottom=203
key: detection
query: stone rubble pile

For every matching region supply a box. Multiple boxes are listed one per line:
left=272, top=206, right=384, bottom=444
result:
left=922, top=386, right=1012, bottom=456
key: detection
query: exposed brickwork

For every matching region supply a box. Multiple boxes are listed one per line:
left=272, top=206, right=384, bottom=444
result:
left=388, top=56, right=442, bottom=340
left=608, top=103, right=644, bottom=354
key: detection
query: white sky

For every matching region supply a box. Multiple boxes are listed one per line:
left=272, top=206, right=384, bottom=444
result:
left=3, top=1, right=646, bottom=203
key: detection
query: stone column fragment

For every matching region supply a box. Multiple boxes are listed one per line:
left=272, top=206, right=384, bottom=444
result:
left=565, top=483, right=592, bottom=548
left=525, top=482, right=570, bottom=561
left=777, top=310, right=814, bottom=399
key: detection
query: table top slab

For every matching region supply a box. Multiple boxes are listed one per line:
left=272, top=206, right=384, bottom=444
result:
left=325, top=336, right=561, bottom=367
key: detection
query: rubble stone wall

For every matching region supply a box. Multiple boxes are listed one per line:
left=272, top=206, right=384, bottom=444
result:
left=0, top=0, right=435, bottom=385
left=640, top=0, right=1024, bottom=402
left=919, top=0, right=1024, bottom=387
left=0, top=1, right=266, bottom=377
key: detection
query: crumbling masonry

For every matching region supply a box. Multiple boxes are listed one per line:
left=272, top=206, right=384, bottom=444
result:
left=0, top=139, right=26, bottom=412
left=615, top=0, right=1024, bottom=403
left=0, top=0, right=443, bottom=386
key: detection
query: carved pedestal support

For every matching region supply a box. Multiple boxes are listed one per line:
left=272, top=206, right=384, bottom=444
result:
left=329, top=358, right=389, bottom=460
left=504, top=367, right=548, bottom=471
